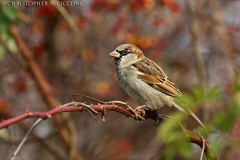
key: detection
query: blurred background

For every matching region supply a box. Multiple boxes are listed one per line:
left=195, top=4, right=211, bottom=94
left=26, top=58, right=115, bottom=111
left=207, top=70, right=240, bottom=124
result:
left=0, top=0, right=240, bottom=159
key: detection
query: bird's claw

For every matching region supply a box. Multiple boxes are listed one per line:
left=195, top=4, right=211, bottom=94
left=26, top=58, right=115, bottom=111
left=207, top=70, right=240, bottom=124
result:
left=126, top=105, right=145, bottom=121
left=134, top=107, right=146, bottom=121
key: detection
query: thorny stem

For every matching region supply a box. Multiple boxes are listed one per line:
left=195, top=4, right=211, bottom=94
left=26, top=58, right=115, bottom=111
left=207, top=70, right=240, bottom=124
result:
left=0, top=101, right=218, bottom=160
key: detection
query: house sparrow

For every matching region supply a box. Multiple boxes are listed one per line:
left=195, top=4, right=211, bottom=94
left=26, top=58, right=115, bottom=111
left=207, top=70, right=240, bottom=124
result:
left=109, top=44, right=205, bottom=129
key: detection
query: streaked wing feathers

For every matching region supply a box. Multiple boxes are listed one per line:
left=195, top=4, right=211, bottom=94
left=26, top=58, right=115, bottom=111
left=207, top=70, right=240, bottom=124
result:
left=133, top=58, right=181, bottom=97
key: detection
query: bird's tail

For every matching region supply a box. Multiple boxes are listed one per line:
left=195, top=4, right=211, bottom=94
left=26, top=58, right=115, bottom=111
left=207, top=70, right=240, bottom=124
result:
left=172, top=102, right=206, bottom=130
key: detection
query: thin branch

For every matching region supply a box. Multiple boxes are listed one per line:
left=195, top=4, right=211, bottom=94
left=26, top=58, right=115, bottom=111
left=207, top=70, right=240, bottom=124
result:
left=210, top=0, right=238, bottom=78
left=0, top=103, right=134, bottom=129
left=10, top=26, right=82, bottom=160
left=50, top=0, right=88, bottom=83
left=11, top=118, right=43, bottom=160
left=10, top=103, right=96, bottom=160
left=186, top=0, right=207, bottom=89
left=194, top=129, right=206, bottom=160
left=0, top=101, right=218, bottom=160
left=2, top=36, right=68, bottom=160
left=0, top=112, right=68, bottom=160
left=200, top=138, right=206, bottom=160
left=184, top=129, right=218, bottom=160
left=186, top=0, right=209, bottom=123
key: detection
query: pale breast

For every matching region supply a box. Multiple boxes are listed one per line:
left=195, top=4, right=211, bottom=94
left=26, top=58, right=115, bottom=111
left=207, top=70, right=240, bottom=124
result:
left=116, top=65, right=174, bottom=110
left=116, top=66, right=145, bottom=103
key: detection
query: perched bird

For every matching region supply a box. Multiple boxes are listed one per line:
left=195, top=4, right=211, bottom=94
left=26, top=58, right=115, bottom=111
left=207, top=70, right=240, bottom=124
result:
left=109, top=44, right=205, bottom=128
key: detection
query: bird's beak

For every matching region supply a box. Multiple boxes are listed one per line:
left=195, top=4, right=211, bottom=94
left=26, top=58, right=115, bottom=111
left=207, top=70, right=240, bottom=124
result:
left=109, top=51, right=121, bottom=58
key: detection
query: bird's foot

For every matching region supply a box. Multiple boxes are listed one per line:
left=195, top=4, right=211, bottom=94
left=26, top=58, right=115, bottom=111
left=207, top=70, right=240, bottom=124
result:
left=135, top=105, right=160, bottom=123
left=152, top=110, right=160, bottom=124
left=134, top=105, right=148, bottom=121
left=126, top=105, right=145, bottom=121
left=153, top=112, right=172, bottom=124
left=135, top=105, right=148, bottom=110
left=158, top=114, right=171, bottom=120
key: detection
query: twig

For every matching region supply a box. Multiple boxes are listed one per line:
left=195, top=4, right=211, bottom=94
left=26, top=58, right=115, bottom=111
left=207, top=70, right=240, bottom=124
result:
left=73, top=95, right=145, bottom=121
left=0, top=103, right=150, bottom=130
left=200, top=137, right=206, bottom=160
left=107, top=101, right=145, bottom=121
left=11, top=118, right=43, bottom=160
left=194, top=130, right=206, bottom=160
left=186, top=0, right=208, bottom=123
left=210, top=0, right=238, bottom=78
left=185, top=129, right=218, bottom=160
left=61, top=102, right=98, bottom=114
left=9, top=103, right=97, bottom=160
left=50, top=0, right=88, bottom=82
left=186, top=0, right=207, bottom=89
left=2, top=37, right=67, bottom=160
left=0, top=101, right=218, bottom=160
left=85, top=106, right=101, bottom=125
left=10, top=26, right=82, bottom=159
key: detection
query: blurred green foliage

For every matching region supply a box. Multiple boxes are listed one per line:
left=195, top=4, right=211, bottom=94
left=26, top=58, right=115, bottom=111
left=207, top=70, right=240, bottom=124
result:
left=156, top=82, right=240, bottom=159
left=211, top=78, right=240, bottom=156
left=0, top=4, right=18, bottom=59
left=175, top=85, right=221, bottom=107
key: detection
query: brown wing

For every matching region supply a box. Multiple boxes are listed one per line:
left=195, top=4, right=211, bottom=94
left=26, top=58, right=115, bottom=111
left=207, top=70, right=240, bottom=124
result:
left=133, top=58, right=181, bottom=97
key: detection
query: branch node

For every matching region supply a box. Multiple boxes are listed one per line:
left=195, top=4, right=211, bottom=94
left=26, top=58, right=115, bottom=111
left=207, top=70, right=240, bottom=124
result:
left=101, top=107, right=106, bottom=121
left=26, top=110, right=33, bottom=117
left=28, top=112, right=33, bottom=117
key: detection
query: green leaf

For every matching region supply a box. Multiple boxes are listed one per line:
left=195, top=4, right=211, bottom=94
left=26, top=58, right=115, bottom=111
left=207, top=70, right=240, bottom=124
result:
left=6, top=37, right=17, bottom=53
left=212, top=112, right=236, bottom=131
left=206, top=85, right=221, bottom=102
left=192, top=86, right=204, bottom=102
left=0, top=129, right=10, bottom=141
left=175, top=94, right=194, bottom=106
left=230, top=92, right=240, bottom=114
left=211, top=135, right=225, bottom=155
left=157, top=112, right=186, bottom=142
left=0, top=31, right=9, bottom=42
left=164, top=146, right=177, bottom=160
left=0, top=14, right=11, bottom=35
left=180, top=142, right=193, bottom=157
left=233, top=77, right=240, bottom=91
left=2, top=6, right=17, bottom=22
left=0, top=44, right=5, bottom=59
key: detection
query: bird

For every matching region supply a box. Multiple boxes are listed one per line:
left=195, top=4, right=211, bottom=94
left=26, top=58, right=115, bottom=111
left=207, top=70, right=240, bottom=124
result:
left=109, top=44, right=205, bottom=129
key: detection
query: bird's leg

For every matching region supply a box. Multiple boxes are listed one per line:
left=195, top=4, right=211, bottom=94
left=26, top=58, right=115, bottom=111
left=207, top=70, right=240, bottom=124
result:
left=135, top=105, right=171, bottom=123
left=135, top=105, right=147, bottom=116
left=126, top=103, right=145, bottom=121
left=158, top=114, right=171, bottom=119
left=135, top=105, right=148, bottom=110
left=135, top=105, right=170, bottom=123
left=138, top=109, right=159, bottom=124
left=153, top=110, right=160, bottom=124
left=134, top=105, right=147, bottom=120
left=152, top=112, right=172, bottom=124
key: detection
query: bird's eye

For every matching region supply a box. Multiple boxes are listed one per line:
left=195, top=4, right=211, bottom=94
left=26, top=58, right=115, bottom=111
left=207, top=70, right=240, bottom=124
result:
left=122, top=49, right=129, bottom=55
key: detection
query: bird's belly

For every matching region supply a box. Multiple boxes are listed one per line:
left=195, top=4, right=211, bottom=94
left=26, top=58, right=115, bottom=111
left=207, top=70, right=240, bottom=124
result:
left=123, top=83, right=145, bottom=104
left=118, top=71, right=173, bottom=110
left=117, top=72, right=145, bottom=103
